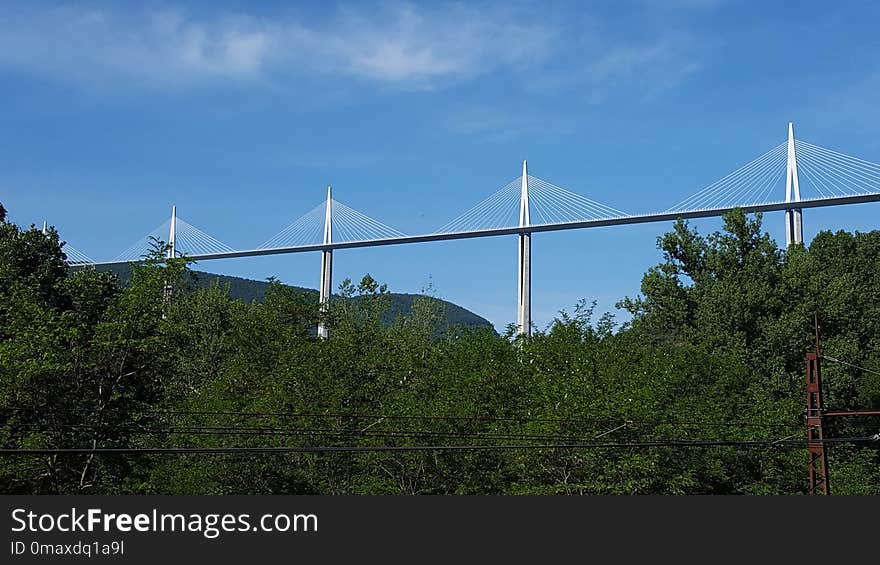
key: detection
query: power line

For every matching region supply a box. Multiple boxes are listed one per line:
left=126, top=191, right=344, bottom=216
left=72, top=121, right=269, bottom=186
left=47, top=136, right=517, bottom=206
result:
left=0, top=407, right=800, bottom=429
left=821, top=355, right=880, bottom=377
left=1, top=437, right=876, bottom=456
left=11, top=426, right=645, bottom=442
left=8, top=425, right=800, bottom=444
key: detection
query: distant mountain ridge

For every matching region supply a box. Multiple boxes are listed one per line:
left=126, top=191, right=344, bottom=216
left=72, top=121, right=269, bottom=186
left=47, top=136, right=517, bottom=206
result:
left=94, top=265, right=494, bottom=331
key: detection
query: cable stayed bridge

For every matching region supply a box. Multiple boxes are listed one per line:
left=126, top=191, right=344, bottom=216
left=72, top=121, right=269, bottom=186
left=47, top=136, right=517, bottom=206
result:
left=57, top=124, right=880, bottom=337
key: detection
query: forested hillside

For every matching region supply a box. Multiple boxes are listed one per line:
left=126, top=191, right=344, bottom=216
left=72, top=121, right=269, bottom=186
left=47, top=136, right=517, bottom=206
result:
left=92, top=264, right=493, bottom=332
left=1, top=201, right=878, bottom=494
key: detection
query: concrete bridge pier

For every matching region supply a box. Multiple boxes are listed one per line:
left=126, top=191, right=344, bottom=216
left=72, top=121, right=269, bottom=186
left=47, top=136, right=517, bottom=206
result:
left=318, top=186, right=333, bottom=339
left=785, top=122, right=804, bottom=246
left=517, top=161, right=531, bottom=336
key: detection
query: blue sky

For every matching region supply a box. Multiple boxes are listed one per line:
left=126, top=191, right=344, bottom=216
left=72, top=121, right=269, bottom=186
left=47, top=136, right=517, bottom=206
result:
left=2, top=0, right=880, bottom=330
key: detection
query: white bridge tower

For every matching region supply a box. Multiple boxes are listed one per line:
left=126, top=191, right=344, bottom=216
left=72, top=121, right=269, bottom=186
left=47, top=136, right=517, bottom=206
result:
left=785, top=122, right=804, bottom=246
left=517, top=160, right=531, bottom=336
left=318, top=186, right=333, bottom=339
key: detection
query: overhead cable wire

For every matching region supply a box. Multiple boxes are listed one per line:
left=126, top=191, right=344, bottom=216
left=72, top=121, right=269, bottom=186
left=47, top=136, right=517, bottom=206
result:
left=260, top=199, right=405, bottom=248
left=331, top=200, right=406, bottom=241
left=438, top=175, right=625, bottom=233
left=1, top=436, right=877, bottom=456
left=796, top=140, right=880, bottom=172
left=527, top=176, right=627, bottom=220
left=112, top=216, right=234, bottom=261
left=798, top=149, right=856, bottom=196
left=0, top=406, right=809, bottom=428
left=259, top=202, right=325, bottom=249
left=62, top=244, right=94, bottom=265
left=698, top=146, right=787, bottom=210
left=797, top=146, right=875, bottom=193
left=173, top=219, right=235, bottom=256
left=664, top=143, right=780, bottom=211
left=821, top=355, right=880, bottom=377
left=438, top=178, right=521, bottom=233
left=691, top=143, right=787, bottom=209
left=666, top=143, right=787, bottom=212
left=11, top=426, right=773, bottom=444
left=795, top=142, right=880, bottom=196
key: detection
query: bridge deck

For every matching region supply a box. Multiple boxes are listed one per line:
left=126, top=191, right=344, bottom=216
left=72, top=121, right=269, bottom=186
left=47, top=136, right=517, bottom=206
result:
left=83, top=192, right=880, bottom=266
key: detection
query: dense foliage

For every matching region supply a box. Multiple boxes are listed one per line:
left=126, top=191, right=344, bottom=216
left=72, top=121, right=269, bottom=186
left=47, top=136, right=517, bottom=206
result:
left=1, top=202, right=878, bottom=494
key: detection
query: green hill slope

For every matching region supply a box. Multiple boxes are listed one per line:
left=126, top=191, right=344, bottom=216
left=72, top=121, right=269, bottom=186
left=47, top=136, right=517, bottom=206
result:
left=93, top=264, right=494, bottom=331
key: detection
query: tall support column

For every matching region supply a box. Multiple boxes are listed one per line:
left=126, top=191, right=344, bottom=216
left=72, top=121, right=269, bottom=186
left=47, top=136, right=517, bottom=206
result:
left=317, top=186, right=333, bottom=339
left=163, top=205, right=177, bottom=310
left=517, top=161, right=531, bottom=336
left=785, top=122, right=804, bottom=246
left=168, top=205, right=177, bottom=259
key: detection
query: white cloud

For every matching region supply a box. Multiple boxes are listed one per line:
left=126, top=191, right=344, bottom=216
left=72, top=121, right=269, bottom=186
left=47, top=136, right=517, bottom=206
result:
left=445, top=105, right=574, bottom=142
left=318, top=4, right=554, bottom=84
left=589, top=43, right=675, bottom=79
left=586, top=38, right=703, bottom=99
left=0, top=3, right=555, bottom=90
left=0, top=8, right=280, bottom=88
left=0, top=2, right=713, bottom=100
left=520, top=33, right=706, bottom=105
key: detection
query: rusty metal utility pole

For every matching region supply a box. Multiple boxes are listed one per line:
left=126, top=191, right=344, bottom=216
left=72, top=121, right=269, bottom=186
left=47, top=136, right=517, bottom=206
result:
left=806, top=316, right=830, bottom=495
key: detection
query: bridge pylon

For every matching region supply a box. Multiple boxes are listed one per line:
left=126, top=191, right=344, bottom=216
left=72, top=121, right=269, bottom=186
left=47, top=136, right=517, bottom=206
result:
left=785, top=122, right=804, bottom=246
left=318, top=186, right=333, bottom=339
left=162, top=205, right=177, bottom=310
left=517, top=160, right=531, bottom=336
left=167, top=205, right=177, bottom=259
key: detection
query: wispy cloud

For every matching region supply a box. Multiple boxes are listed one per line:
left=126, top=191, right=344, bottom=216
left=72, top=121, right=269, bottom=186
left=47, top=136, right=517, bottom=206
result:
left=0, top=7, right=272, bottom=87
left=522, top=33, right=706, bottom=105
left=0, top=2, right=714, bottom=102
left=0, top=3, right=555, bottom=90
left=443, top=32, right=707, bottom=140
left=445, top=105, right=575, bottom=142
left=584, top=37, right=704, bottom=102
left=311, top=4, right=554, bottom=86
